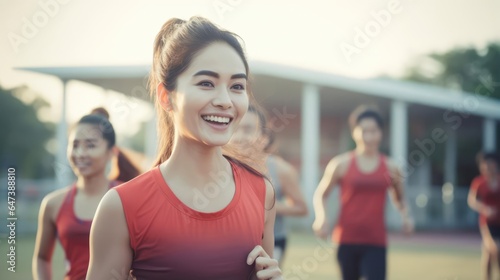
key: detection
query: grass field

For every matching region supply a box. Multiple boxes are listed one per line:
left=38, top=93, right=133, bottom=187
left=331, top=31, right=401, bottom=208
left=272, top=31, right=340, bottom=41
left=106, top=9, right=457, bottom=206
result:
left=281, top=232, right=482, bottom=280
left=0, top=231, right=484, bottom=280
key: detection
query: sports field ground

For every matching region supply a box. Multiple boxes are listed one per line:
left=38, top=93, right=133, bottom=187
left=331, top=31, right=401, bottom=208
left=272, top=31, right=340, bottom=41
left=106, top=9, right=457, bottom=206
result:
left=0, top=231, right=484, bottom=279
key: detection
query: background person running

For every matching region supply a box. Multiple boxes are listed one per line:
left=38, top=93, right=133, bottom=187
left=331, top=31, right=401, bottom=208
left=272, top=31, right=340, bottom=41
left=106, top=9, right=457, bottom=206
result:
left=33, top=108, right=141, bottom=280
left=230, top=105, right=308, bottom=265
left=468, top=151, right=500, bottom=280
left=312, top=105, right=413, bottom=280
left=86, top=17, right=282, bottom=280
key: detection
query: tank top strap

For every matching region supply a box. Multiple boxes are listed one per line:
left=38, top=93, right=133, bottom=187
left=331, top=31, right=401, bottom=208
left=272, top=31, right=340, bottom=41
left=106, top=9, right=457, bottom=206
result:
left=55, top=183, right=77, bottom=223
left=379, top=154, right=387, bottom=169
left=67, top=184, right=78, bottom=207
left=346, top=151, right=358, bottom=173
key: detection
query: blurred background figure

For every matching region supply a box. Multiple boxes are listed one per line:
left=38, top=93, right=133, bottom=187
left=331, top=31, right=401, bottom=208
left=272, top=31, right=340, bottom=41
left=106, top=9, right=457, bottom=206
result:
left=468, top=151, right=500, bottom=280
left=32, top=108, right=141, bottom=280
left=313, top=105, right=413, bottom=280
left=231, top=105, right=308, bottom=265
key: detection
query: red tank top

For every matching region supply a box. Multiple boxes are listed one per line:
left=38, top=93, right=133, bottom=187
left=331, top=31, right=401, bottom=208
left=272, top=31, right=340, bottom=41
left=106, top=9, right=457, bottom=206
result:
left=333, top=152, right=390, bottom=247
left=471, top=175, right=500, bottom=226
left=115, top=159, right=266, bottom=280
left=55, top=181, right=119, bottom=280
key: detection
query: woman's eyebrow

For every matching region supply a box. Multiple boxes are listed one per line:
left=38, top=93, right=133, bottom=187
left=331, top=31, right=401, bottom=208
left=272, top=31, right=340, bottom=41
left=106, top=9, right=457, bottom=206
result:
left=193, top=70, right=219, bottom=78
left=193, top=70, right=247, bottom=80
left=231, top=73, right=247, bottom=80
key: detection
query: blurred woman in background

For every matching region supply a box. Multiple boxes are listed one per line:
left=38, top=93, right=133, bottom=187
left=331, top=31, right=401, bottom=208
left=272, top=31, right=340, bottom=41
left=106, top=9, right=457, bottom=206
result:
left=33, top=108, right=141, bottom=280
left=231, top=105, right=308, bottom=265
left=313, top=105, right=413, bottom=280
left=468, top=151, right=500, bottom=280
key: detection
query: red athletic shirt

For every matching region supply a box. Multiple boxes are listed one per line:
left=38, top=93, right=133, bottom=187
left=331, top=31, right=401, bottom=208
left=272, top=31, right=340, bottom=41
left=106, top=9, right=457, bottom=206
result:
left=55, top=181, right=120, bottom=280
left=115, top=159, right=266, bottom=280
left=470, top=175, right=500, bottom=226
left=333, top=152, right=391, bottom=247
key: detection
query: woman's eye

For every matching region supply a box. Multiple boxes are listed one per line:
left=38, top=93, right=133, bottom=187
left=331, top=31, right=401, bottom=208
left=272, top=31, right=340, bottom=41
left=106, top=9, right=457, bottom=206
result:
left=231, top=84, right=245, bottom=90
left=87, top=144, right=95, bottom=149
left=197, top=81, right=214, bottom=87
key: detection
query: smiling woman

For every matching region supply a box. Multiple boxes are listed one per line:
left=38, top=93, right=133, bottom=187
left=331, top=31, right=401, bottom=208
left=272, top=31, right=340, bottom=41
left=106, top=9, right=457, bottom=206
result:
left=85, top=16, right=282, bottom=280
left=32, top=108, right=141, bottom=280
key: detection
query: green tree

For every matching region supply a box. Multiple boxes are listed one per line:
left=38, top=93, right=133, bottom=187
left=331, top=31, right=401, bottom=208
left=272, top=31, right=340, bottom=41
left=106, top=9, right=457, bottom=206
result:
left=403, top=42, right=500, bottom=187
left=404, top=42, right=500, bottom=100
left=0, top=85, right=55, bottom=178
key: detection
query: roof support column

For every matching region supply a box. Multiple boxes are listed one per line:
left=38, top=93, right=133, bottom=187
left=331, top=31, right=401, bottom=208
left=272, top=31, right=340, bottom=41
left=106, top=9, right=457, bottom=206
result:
left=483, top=118, right=497, bottom=152
left=55, top=79, right=72, bottom=187
left=390, top=100, right=408, bottom=181
left=443, top=129, right=457, bottom=185
left=301, top=84, right=320, bottom=217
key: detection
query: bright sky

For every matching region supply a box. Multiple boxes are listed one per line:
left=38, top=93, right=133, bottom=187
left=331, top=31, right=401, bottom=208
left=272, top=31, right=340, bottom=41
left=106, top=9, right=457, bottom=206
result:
left=1, top=0, right=499, bottom=137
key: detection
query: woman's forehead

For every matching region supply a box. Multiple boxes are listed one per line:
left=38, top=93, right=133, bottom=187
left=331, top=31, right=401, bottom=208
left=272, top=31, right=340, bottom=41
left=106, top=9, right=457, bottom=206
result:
left=357, top=118, right=380, bottom=127
left=185, top=43, right=246, bottom=77
left=71, top=123, right=103, bottom=140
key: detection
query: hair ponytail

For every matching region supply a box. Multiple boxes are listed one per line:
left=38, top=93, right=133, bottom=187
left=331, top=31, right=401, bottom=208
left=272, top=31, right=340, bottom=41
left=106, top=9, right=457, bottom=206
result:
left=112, top=148, right=141, bottom=182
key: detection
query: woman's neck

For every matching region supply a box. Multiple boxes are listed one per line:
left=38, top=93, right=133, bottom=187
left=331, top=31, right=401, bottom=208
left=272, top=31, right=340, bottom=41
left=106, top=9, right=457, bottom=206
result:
left=355, top=146, right=379, bottom=157
left=486, top=173, right=499, bottom=184
left=76, top=173, right=109, bottom=195
left=164, top=137, right=230, bottom=187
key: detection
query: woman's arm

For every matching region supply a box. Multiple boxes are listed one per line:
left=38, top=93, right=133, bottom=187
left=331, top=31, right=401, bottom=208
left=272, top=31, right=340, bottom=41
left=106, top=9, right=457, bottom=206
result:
left=86, top=189, right=133, bottom=280
left=32, top=195, right=58, bottom=280
left=312, top=155, right=344, bottom=239
left=275, top=157, right=308, bottom=217
left=468, top=182, right=495, bottom=217
left=387, top=159, right=413, bottom=234
left=248, top=179, right=282, bottom=280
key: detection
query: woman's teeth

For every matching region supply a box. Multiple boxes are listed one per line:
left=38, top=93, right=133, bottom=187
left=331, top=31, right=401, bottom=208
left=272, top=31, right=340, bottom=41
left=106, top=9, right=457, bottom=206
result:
left=202, top=115, right=230, bottom=124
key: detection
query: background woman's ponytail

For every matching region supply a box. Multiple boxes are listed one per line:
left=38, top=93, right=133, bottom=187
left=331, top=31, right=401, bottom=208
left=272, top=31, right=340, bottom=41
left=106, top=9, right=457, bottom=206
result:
left=113, top=149, right=141, bottom=182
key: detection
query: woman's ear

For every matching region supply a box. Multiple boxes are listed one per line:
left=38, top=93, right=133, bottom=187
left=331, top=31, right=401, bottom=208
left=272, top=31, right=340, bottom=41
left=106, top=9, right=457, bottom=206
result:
left=157, top=83, right=172, bottom=111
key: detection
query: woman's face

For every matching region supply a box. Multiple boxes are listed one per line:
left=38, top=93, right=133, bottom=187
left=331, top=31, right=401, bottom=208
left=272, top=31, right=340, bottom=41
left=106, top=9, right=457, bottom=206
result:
left=352, top=118, right=382, bottom=151
left=67, top=123, right=113, bottom=178
left=479, top=159, right=498, bottom=178
left=230, top=111, right=266, bottom=153
left=170, top=42, right=249, bottom=147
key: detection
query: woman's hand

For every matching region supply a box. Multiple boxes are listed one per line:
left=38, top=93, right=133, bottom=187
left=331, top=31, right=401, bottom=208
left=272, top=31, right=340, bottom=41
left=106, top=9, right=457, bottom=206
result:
left=312, top=219, right=329, bottom=240
left=402, top=215, right=414, bottom=235
left=247, top=245, right=282, bottom=280
left=482, top=205, right=496, bottom=219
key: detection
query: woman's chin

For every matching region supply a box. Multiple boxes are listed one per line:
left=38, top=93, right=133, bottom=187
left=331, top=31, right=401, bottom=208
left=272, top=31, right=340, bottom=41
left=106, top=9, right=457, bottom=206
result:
left=75, top=169, right=96, bottom=178
left=199, top=133, right=232, bottom=147
left=207, top=138, right=231, bottom=147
